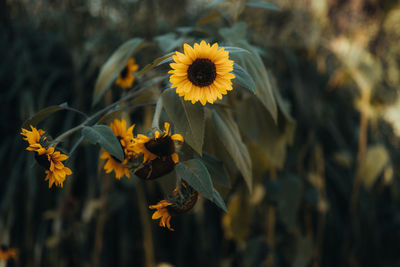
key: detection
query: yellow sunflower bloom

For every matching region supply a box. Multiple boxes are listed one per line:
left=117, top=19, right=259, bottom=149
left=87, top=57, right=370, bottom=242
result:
left=101, top=119, right=135, bottom=179
left=21, top=126, right=72, bottom=188
left=20, top=125, right=46, bottom=152
left=42, top=147, right=72, bottom=188
left=0, top=246, right=18, bottom=260
left=149, top=200, right=174, bottom=230
left=149, top=182, right=199, bottom=231
left=169, top=40, right=235, bottom=105
left=116, top=58, right=139, bottom=89
left=133, top=122, right=184, bottom=164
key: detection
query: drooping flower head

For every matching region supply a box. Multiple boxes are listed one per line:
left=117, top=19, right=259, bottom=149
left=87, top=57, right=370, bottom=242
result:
left=133, top=122, right=183, bottom=164
left=101, top=119, right=135, bottom=179
left=116, top=58, right=139, bottom=89
left=169, top=41, right=235, bottom=105
left=20, top=126, right=72, bottom=188
left=21, top=125, right=46, bottom=151
left=149, top=182, right=199, bottom=231
left=0, top=245, right=18, bottom=261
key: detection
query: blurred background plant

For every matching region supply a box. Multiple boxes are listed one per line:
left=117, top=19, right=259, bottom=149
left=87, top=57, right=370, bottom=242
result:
left=1, top=0, right=400, bottom=266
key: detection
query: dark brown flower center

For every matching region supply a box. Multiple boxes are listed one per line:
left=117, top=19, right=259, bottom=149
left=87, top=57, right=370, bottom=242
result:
left=167, top=185, right=198, bottom=216
left=135, top=157, right=175, bottom=180
left=120, top=66, right=129, bottom=79
left=35, top=153, right=51, bottom=169
left=187, top=58, right=217, bottom=87
left=145, top=136, right=175, bottom=157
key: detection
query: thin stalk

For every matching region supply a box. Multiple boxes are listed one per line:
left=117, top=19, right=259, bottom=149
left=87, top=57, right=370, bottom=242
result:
left=51, top=76, right=167, bottom=147
left=266, top=167, right=277, bottom=267
left=151, top=97, right=163, bottom=128
left=136, top=182, right=155, bottom=267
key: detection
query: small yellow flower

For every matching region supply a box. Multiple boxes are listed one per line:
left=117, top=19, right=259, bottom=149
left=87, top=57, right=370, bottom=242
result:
left=149, top=200, right=174, bottom=230
left=149, top=182, right=199, bottom=231
left=20, top=125, right=46, bottom=152
left=0, top=246, right=18, bottom=261
left=116, top=58, right=139, bottom=89
left=169, top=40, right=235, bottom=105
left=42, top=147, right=72, bottom=188
left=101, top=119, right=135, bottom=179
left=21, top=126, right=72, bottom=188
left=133, top=122, right=184, bottom=164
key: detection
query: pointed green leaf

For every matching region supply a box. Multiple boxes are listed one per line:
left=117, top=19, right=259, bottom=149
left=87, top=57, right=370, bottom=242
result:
left=246, top=1, right=280, bottom=11
left=223, top=46, right=250, bottom=55
left=200, top=153, right=230, bottom=188
left=22, top=103, right=68, bottom=129
left=154, top=33, right=185, bottom=53
left=93, top=38, right=144, bottom=105
left=206, top=0, right=227, bottom=8
left=211, top=109, right=252, bottom=191
left=233, top=63, right=256, bottom=93
left=220, top=24, right=278, bottom=122
left=136, top=53, right=174, bottom=77
left=212, top=188, right=227, bottom=212
left=162, top=88, right=205, bottom=155
left=219, top=22, right=247, bottom=42
left=176, top=159, right=213, bottom=200
left=81, top=125, right=124, bottom=162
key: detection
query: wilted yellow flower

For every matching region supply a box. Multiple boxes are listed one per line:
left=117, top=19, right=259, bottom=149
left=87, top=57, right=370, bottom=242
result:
left=149, top=182, right=198, bottom=231
left=0, top=246, right=18, bottom=260
left=21, top=126, right=72, bottom=188
left=133, top=122, right=183, bottom=164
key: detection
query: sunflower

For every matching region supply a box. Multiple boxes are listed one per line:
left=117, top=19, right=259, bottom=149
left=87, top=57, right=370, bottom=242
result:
left=21, top=126, right=72, bottom=188
left=169, top=40, right=235, bottom=105
left=133, top=122, right=184, bottom=164
left=116, top=58, right=139, bottom=89
left=100, top=119, right=135, bottom=179
left=20, top=125, right=46, bottom=152
left=149, top=182, right=198, bottom=231
left=0, top=246, right=18, bottom=261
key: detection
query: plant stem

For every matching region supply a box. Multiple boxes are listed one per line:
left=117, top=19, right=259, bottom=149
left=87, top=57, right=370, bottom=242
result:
left=51, top=76, right=167, bottom=147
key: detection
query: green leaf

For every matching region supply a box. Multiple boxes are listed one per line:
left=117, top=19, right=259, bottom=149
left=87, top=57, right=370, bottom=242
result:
left=22, top=103, right=68, bottom=129
left=235, top=41, right=278, bottom=122
left=233, top=63, right=256, bottom=93
left=219, top=22, right=247, bottom=42
left=211, top=109, right=252, bottom=191
left=212, top=188, right=227, bottom=212
left=237, top=97, right=295, bottom=169
left=81, top=125, right=124, bottom=162
left=206, top=0, right=227, bottom=8
left=176, top=159, right=213, bottom=200
left=162, top=88, right=205, bottom=155
left=136, top=53, right=174, bottom=77
left=200, top=153, right=230, bottom=188
left=93, top=38, right=144, bottom=106
left=246, top=1, right=280, bottom=11
left=223, top=46, right=250, bottom=55
left=154, top=33, right=185, bottom=53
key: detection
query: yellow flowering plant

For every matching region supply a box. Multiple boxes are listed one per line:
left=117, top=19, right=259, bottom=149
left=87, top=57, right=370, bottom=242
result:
left=18, top=2, right=294, bottom=233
